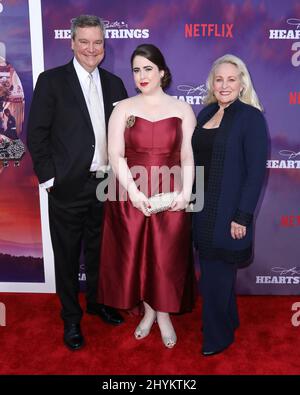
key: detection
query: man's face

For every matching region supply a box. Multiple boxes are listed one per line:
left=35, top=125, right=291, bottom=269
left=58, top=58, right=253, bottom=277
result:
left=71, top=26, right=104, bottom=73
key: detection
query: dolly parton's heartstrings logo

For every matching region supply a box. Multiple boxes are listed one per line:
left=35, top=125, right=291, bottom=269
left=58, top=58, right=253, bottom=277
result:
left=173, top=83, right=207, bottom=105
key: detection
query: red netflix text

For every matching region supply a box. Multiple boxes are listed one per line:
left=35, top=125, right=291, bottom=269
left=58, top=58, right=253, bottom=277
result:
left=184, top=23, right=233, bottom=38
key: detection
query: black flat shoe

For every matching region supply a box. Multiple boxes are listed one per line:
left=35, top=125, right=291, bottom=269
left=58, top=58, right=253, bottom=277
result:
left=86, top=303, right=124, bottom=325
left=63, top=323, right=84, bottom=351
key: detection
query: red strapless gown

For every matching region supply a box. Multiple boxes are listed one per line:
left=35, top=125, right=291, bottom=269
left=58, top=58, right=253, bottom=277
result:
left=97, top=116, right=196, bottom=313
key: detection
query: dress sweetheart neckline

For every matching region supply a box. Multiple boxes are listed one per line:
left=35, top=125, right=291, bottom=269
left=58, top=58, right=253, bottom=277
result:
left=133, top=115, right=183, bottom=123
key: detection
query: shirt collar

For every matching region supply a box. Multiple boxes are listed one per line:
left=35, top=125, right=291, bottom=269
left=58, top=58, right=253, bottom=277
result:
left=73, top=57, right=100, bottom=82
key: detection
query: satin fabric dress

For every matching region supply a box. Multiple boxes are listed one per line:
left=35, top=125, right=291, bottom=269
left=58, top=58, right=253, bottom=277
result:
left=98, top=116, right=196, bottom=313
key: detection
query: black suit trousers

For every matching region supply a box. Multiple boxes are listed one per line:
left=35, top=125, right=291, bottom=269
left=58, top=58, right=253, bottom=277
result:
left=48, top=176, right=104, bottom=324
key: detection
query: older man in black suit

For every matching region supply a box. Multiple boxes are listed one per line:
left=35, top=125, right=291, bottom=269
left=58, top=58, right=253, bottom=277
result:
left=27, top=15, right=128, bottom=350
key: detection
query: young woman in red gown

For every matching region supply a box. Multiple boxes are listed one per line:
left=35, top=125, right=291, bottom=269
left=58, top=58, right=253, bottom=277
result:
left=98, top=44, right=196, bottom=348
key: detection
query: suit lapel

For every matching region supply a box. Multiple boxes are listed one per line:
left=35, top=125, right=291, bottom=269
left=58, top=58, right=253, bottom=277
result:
left=65, top=61, right=94, bottom=134
left=198, top=104, right=219, bottom=128
left=99, top=68, right=110, bottom=128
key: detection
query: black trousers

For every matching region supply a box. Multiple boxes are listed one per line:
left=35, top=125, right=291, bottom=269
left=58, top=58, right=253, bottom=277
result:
left=199, top=259, right=239, bottom=352
left=48, top=177, right=104, bottom=324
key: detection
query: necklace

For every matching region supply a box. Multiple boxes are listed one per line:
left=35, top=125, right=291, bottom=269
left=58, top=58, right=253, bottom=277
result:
left=209, top=108, right=224, bottom=128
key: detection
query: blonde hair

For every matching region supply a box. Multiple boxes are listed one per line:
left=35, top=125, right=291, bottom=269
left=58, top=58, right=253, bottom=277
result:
left=204, top=54, right=263, bottom=111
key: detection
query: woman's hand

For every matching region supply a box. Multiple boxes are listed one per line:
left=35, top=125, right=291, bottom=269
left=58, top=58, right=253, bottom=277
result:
left=129, top=189, right=151, bottom=217
left=169, top=191, right=189, bottom=211
left=231, top=221, right=247, bottom=239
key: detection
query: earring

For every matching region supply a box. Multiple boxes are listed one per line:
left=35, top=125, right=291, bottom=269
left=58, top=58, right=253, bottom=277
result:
left=160, top=75, right=164, bottom=87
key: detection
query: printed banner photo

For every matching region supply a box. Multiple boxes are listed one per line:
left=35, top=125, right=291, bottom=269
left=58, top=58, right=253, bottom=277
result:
left=0, top=0, right=55, bottom=292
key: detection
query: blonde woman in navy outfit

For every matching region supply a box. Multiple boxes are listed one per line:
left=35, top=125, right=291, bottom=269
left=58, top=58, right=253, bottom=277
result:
left=192, top=54, right=268, bottom=356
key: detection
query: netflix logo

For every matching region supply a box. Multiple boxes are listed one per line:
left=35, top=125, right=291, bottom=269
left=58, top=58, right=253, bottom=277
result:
left=280, top=215, right=300, bottom=227
left=289, top=92, right=300, bottom=104
left=184, top=23, right=233, bottom=38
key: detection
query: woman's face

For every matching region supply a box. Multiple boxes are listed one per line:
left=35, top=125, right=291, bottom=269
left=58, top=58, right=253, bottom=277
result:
left=132, top=55, right=164, bottom=93
left=213, top=63, right=242, bottom=107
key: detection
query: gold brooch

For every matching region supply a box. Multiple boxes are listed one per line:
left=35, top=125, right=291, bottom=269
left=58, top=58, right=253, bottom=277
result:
left=126, top=115, right=136, bottom=128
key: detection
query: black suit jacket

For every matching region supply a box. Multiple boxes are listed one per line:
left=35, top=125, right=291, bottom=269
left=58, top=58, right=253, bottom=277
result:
left=27, top=60, right=128, bottom=200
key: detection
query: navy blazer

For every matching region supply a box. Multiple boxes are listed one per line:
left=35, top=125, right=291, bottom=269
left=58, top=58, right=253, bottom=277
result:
left=192, top=99, right=268, bottom=264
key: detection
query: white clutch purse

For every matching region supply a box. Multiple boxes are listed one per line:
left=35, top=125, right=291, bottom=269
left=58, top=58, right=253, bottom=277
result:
left=146, top=192, right=178, bottom=214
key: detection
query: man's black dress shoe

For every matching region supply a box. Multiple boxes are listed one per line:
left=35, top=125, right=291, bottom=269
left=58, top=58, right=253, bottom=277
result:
left=63, top=323, right=84, bottom=351
left=86, top=303, right=124, bottom=325
left=202, top=343, right=231, bottom=356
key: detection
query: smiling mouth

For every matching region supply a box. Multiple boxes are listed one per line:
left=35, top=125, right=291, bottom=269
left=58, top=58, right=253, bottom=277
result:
left=140, top=82, right=149, bottom=87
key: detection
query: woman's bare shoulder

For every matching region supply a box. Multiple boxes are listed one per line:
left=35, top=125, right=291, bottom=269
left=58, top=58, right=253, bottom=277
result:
left=166, top=95, right=192, bottom=111
left=165, top=96, right=194, bottom=120
left=112, top=97, right=137, bottom=117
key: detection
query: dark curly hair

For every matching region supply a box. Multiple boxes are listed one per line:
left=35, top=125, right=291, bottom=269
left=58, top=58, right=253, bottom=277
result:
left=130, top=44, right=172, bottom=89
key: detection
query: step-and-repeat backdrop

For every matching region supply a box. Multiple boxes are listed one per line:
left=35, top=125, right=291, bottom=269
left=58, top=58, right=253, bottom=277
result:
left=0, top=0, right=299, bottom=294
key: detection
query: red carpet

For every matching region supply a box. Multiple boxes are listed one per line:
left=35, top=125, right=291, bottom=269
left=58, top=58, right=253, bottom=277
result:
left=0, top=293, right=299, bottom=375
